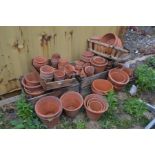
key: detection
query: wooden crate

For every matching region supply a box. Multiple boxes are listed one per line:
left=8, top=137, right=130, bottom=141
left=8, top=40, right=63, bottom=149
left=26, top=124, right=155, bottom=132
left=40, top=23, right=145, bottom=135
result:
left=88, top=39, right=130, bottom=62
left=32, top=62, right=79, bottom=91
left=19, top=76, right=80, bottom=104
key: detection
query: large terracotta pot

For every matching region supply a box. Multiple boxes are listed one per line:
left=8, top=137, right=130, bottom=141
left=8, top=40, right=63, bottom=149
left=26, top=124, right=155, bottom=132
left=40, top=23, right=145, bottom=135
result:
left=92, top=79, right=113, bottom=95
left=35, top=96, right=63, bottom=128
left=60, top=91, right=83, bottom=118
left=54, top=70, right=65, bottom=81
left=84, top=94, right=109, bottom=121
left=108, top=68, right=129, bottom=90
left=24, top=72, right=40, bottom=86
left=101, top=33, right=123, bottom=48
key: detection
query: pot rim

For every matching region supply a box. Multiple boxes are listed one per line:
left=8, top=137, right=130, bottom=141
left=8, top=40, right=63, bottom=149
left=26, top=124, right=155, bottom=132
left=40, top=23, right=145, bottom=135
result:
left=60, top=91, right=83, bottom=112
left=90, top=58, right=108, bottom=67
left=35, top=96, right=62, bottom=119
left=92, top=56, right=106, bottom=64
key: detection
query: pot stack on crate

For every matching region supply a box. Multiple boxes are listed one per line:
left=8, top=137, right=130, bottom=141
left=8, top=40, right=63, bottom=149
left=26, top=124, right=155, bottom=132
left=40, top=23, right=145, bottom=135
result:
left=19, top=32, right=134, bottom=128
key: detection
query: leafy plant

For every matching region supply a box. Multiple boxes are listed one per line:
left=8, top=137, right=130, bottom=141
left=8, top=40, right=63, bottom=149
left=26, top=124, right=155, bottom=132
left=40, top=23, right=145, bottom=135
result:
left=11, top=95, right=45, bottom=129
left=135, top=64, right=155, bottom=92
left=124, top=97, right=147, bottom=121
left=146, top=56, right=155, bottom=68
left=75, top=120, right=86, bottom=129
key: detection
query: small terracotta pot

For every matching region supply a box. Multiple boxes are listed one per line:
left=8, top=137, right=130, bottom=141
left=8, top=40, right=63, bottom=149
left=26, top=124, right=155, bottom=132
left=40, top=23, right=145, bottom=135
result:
left=84, top=66, right=95, bottom=77
left=60, top=91, right=83, bottom=118
left=54, top=70, right=65, bottom=81
left=24, top=87, right=44, bottom=97
left=33, top=56, right=48, bottom=69
left=84, top=94, right=109, bottom=121
left=92, top=79, right=113, bottom=95
left=24, top=72, right=40, bottom=86
left=92, top=56, right=106, bottom=65
left=64, top=64, right=76, bottom=78
left=35, top=96, right=63, bottom=128
left=40, top=65, right=55, bottom=80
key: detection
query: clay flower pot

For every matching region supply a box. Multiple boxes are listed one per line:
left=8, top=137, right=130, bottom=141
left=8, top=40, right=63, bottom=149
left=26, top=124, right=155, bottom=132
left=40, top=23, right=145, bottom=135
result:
left=35, top=96, right=63, bottom=128
left=84, top=66, right=95, bottom=77
left=101, top=33, right=123, bottom=48
left=33, top=56, right=48, bottom=69
left=60, top=91, right=83, bottom=118
left=75, top=60, right=84, bottom=70
left=54, top=70, right=65, bottom=81
left=90, top=57, right=108, bottom=73
left=92, top=79, right=113, bottom=95
left=108, top=68, right=129, bottom=90
left=84, top=94, right=109, bottom=121
left=81, top=51, right=94, bottom=62
left=24, top=72, right=40, bottom=86
left=51, top=53, right=61, bottom=68
left=92, top=56, right=106, bottom=65
left=40, top=65, right=55, bottom=81
left=64, top=64, right=76, bottom=78
left=24, top=87, right=44, bottom=97
left=58, top=58, right=69, bottom=70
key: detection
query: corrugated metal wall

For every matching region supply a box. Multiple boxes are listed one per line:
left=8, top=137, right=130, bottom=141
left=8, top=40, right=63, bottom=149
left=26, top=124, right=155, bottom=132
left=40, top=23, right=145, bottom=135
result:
left=0, top=26, right=121, bottom=95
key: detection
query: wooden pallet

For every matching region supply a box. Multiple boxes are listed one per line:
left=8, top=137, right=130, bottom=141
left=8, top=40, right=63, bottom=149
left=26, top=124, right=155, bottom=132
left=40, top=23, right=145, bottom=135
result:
left=88, top=39, right=130, bottom=62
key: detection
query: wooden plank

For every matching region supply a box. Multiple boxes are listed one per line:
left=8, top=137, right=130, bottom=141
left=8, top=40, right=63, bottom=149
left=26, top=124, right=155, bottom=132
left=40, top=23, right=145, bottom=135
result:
left=0, top=95, right=20, bottom=106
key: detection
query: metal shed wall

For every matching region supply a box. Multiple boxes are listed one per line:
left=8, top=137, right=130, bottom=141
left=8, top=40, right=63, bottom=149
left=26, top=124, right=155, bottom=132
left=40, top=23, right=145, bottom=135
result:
left=0, top=26, right=121, bottom=95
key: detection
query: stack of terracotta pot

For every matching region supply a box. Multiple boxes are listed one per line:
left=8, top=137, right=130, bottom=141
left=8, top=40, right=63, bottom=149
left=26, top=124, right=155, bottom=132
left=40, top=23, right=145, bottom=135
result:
left=108, top=68, right=129, bottom=91
left=90, top=56, right=108, bottom=73
left=92, top=79, right=113, bottom=95
left=35, top=96, right=63, bottom=128
left=33, top=56, right=48, bottom=70
left=51, top=53, right=61, bottom=68
left=81, top=51, right=94, bottom=63
left=21, top=72, right=44, bottom=97
left=40, top=65, right=55, bottom=82
left=84, top=94, right=109, bottom=121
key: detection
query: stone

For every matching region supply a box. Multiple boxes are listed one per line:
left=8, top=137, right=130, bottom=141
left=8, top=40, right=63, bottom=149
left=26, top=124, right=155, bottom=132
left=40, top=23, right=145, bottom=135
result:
left=86, top=121, right=101, bottom=129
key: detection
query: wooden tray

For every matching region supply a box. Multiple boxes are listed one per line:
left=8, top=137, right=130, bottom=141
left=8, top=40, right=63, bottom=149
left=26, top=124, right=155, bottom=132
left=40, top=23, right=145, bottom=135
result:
left=88, top=39, right=130, bottom=62
left=32, top=63, right=79, bottom=91
left=19, top=76, right=80, bottom=104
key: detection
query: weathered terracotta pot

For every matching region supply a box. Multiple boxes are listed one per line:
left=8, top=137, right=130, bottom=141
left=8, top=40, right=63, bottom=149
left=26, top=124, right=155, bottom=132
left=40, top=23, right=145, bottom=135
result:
left=40, top=65, right=55, bottom=80
left=84, top=66, right=95, bottom=77
left=54, top=70, right=65, bottom=81
left=24, top=72, right=40, bottom=86
left=33, top=56, right=48, bottom=69
left=108, top=68, right=129, bottom=90
left=101, top=33, right=123, bottom=48
left=64, top=64, right=76, bottom=78
left=22, top=77, right=42, bottom=92
left=60, top=91, right=83, bottom=118
left=90, top=57, right=108, bottom=73
left=92, top=56, right=106, bottom=65
left=35, top=96, right=62, bottom=128
left=84, top=94, right=109, bottom=121
left=92, top=79, right=113, bottom=95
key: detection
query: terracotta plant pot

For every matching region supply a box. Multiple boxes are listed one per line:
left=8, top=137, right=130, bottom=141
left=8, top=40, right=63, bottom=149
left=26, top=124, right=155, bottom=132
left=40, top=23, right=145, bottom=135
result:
left=24, top=87, right=44, bottom=97
left=64, top=64, right=76, bottom=78
left=108, top=68, right=129, bottom=90
left=84, top=66, right=95, bottom=77
left=101, top=33, right=123, bottom=48
left=92, top=56, right=106, bottom=65
left=92, top=79, right=113, bottom=95
left=40, top=65, right=55, bottom=80
left=35, top=96, right=63, bottom=128
left=58, top=58, right=69, bottom=70
left=90, top=57, right=108, bottom=73
left=24, top=72, right=40, bottom=86
left=51, top=53, right=61, bottom=68
left=60, top=91, right=83, bottom=118
left=84, top=94, right=109, bottom=121
left=54, top=70, right=65, bottom=81
left=75, top=60, right=84, bottom=70
left=81, top=51, right=94, bottom=62
left=33, top=56, right=48, bottom=69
